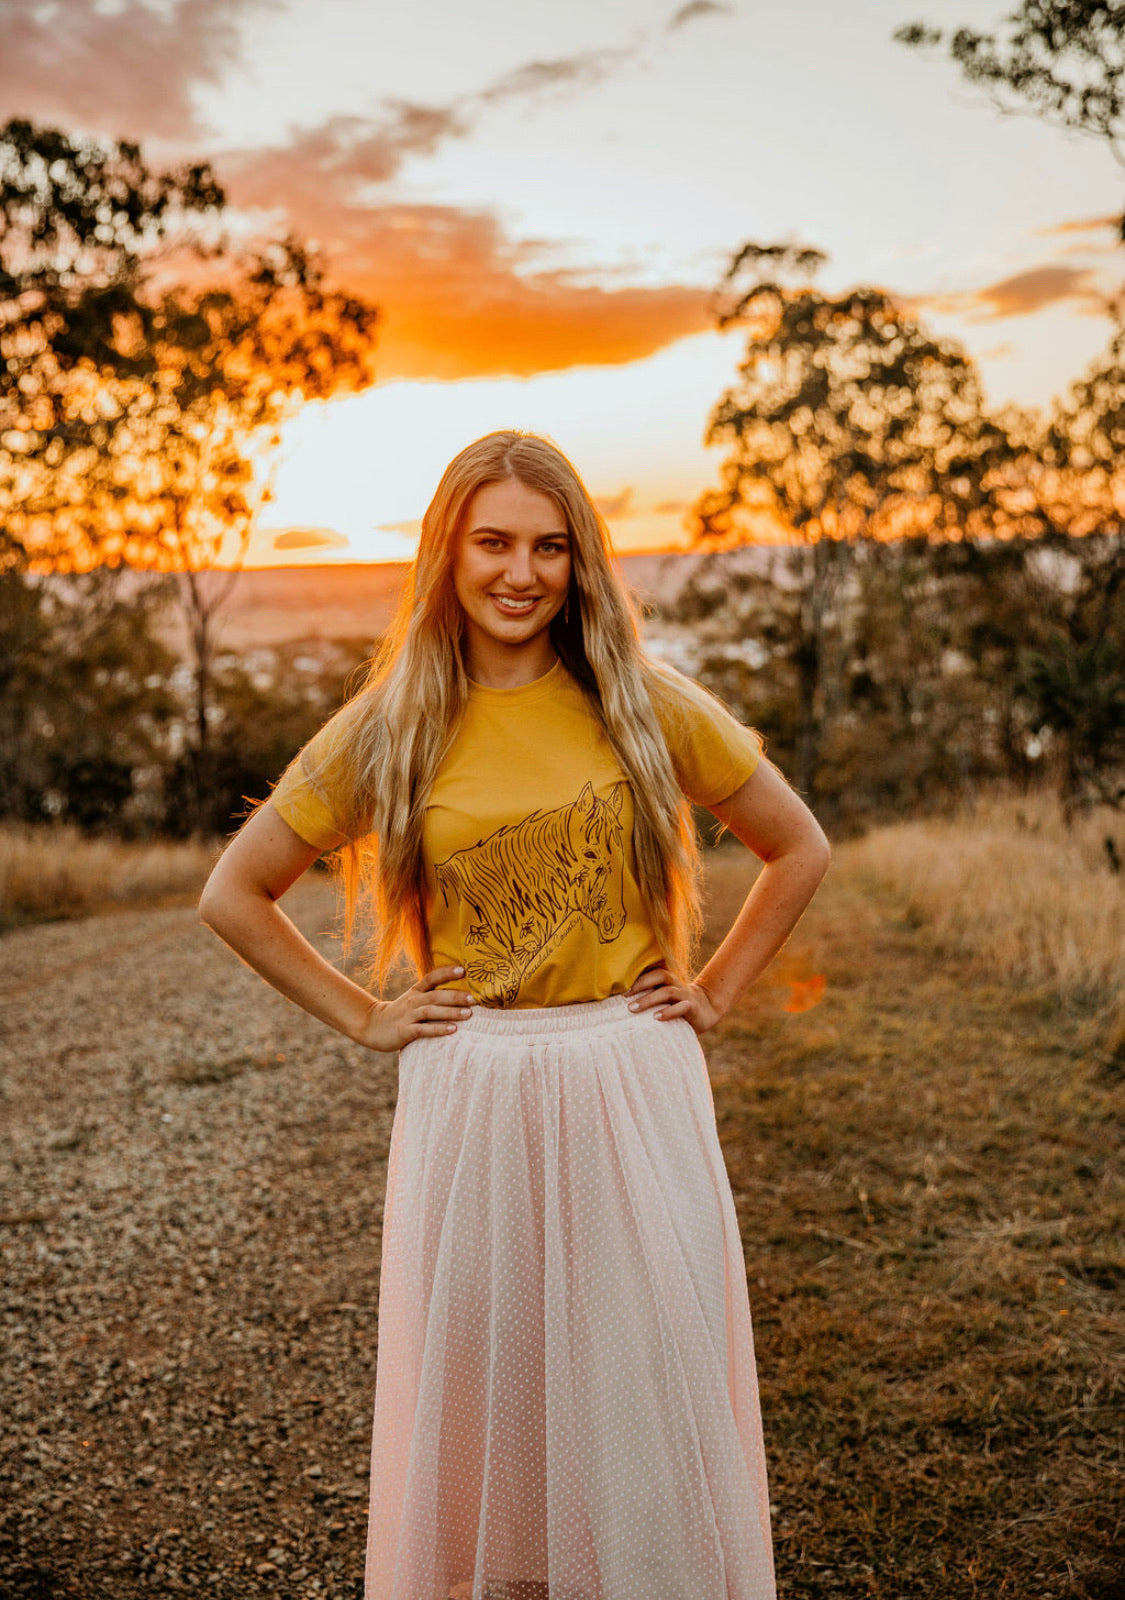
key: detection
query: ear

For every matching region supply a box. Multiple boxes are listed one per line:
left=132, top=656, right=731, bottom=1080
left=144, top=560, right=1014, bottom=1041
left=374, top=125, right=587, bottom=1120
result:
left=576, top=781, right=595, bottom=813
left=609, top=783, right=624, bottom=817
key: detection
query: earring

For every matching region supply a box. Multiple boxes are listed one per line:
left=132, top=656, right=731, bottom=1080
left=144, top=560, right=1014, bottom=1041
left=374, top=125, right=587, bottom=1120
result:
left=564, top=595, right=571, bottom=626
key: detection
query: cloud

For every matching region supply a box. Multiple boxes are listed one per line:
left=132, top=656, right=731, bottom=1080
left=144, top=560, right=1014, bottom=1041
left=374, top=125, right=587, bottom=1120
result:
left=224, top=107, right=467, bottom=213
left=594, top=487, right=635, bottom=518
left=477, top=47, right=637, bottom=105
left=338, top=206, right=713, bottom=380
left=271, top=526, right=349, bottom=552
left=908, top=263, right=1111, bottom=323
left=1034, top=213, right=1122, bottom=238
left=667, top=1, right=734, bottom=29
left=220, top=136, right=713, bottom=380
left=4, top=6, right=715, bottom=382
left=0, top=0, right=277, bottom=141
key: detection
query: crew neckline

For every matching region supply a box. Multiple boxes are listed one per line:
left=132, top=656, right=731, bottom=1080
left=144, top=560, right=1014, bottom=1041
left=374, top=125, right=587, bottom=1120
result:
left=466, top=655, right=568, bottom=705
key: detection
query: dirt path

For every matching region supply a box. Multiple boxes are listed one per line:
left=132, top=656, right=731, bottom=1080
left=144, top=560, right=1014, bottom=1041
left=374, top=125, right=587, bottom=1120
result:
left=1, top=856, right=1120, bottom=1599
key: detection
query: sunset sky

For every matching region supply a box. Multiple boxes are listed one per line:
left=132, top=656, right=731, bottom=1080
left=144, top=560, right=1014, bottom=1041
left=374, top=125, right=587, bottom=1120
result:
left=6, top=0, right=1125, bottom=563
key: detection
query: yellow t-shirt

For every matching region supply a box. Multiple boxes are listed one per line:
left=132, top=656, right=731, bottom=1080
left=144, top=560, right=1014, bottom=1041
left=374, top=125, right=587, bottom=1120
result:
left=269, top=657, right=762, bottom=1008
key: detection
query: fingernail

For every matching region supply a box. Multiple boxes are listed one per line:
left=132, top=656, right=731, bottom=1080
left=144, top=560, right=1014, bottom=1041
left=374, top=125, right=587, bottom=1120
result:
left=454, top=966, right=464, bottom=975
left=627, top=1001, right=639, bottom=1011
left=447, top=1024, right=456, bottom=1033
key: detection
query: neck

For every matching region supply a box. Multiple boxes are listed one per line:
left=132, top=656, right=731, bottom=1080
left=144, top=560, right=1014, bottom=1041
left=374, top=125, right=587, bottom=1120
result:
left=463, top=630, right=558, bottom=689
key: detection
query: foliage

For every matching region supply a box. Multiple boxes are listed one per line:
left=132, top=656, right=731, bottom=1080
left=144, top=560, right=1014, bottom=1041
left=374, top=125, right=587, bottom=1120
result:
left=0, top=568, right=179, bottom=834
left=0, top=118, right=382, bottom=832
left=693, top=240, right=1022, bottom=800
left=158, top=637, right=373, bottom=839
left=662, top=528, right=1125, bottom=828
left=896, top=3, right=1125, bottom=180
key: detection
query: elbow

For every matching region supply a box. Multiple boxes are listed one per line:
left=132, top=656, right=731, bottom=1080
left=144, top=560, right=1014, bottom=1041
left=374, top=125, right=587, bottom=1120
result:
left=197, top=871, right=232, bottom=931
left=197, top=883, right=221, bottom=930
left=811, top=824, right=832, bottom=880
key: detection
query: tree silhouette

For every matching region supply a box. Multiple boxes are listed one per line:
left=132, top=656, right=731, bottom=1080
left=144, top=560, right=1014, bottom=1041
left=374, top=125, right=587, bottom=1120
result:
left=0, top=120, right=381, bottom=832
left=0, top=116, right=224, bottom=565
left=896, top=10, right=1125, bottom=811
left=694, top=241, right=1012, bottom=795
left=896, top=4, right=1125, bottom=177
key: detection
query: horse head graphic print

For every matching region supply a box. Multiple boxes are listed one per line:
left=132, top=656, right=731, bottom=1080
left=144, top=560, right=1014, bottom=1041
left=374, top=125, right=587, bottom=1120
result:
left=434, top=781, right=629, bottom=1005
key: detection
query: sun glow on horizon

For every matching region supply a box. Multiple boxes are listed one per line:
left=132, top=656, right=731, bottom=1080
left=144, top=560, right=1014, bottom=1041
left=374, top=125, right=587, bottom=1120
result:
left=247, top=332, right=746, bottom=567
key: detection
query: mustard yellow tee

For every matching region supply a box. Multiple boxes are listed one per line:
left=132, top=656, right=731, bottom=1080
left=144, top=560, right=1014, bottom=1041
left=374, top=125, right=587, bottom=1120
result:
left=269, top=658, right=762, bottom=1009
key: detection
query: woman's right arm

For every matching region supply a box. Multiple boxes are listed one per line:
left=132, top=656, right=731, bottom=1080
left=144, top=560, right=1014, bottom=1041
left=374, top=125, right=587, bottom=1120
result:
left=197, top=801, right=474, bottom=1051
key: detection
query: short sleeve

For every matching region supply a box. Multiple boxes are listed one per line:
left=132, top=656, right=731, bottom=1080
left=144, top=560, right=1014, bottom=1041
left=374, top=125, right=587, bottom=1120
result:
left=652, top=677, right=762, bottom=807
left=269, top=715, right=358, bottom=851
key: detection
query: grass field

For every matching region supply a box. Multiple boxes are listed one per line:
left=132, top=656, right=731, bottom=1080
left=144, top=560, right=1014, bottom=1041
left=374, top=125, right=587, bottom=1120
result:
left=708, top=829, right=1123, bottom=1597
left=1, top=800, right=1122, bottom=1597
left=0, top=825, right=219, bottom=930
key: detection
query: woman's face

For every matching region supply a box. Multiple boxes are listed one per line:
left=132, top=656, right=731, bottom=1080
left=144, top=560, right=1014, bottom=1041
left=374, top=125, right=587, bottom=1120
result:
left=452, top=477, right=572, bottom=657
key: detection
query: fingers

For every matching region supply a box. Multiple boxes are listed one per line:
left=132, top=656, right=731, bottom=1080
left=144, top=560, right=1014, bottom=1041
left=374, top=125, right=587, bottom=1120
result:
left=409, top=1019, right=462, bottom=1039
left=427, top=987, right=474, bottom=1008
left=419, top=964, right=467, bottom=992
left=652, top=998, right=691, bottom=1020
left=627, top=966, right=672, bottom=996
left=628, top=983, right=680, bottom=1012
left=418, top=1001, right=472, bottom=1022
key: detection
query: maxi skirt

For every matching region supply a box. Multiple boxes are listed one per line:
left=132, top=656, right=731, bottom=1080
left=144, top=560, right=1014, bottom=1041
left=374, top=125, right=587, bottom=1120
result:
left=364, top=992, right=777, bottom=1600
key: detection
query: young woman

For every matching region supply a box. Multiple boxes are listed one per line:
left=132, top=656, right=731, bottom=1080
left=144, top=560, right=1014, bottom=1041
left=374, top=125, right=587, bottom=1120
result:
left=199, top=430, right=830, bottom=1600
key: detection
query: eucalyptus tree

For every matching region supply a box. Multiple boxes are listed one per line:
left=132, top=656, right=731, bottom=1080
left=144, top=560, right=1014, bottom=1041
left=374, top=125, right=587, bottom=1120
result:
left=896, top=2, right=1125, bottom=187
left=895, top=8, right=1125, bottom=808
left=0, top=119, right=382, bottom=832
left=694, top=241, right=1013, bottom=797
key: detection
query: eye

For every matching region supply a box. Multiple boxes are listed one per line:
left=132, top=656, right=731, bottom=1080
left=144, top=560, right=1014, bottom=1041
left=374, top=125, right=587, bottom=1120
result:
left=539, top=540, right=568, bottom=554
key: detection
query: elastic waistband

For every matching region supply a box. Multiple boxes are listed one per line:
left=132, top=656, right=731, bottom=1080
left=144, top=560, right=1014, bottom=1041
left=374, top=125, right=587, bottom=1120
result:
left=461, top=991, right=638, bottom=1038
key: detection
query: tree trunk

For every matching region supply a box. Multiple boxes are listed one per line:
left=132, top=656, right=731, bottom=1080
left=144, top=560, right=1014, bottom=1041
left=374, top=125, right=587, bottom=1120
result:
left=793, top=536, right=842, bottom=799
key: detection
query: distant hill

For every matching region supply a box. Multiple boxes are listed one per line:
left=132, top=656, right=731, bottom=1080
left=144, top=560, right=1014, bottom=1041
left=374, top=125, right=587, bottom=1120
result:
left=183, top=551, right=707, bottom=653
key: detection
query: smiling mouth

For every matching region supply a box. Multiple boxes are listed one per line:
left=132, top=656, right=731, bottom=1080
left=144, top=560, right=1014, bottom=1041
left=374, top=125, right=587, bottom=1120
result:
left=489, top=594, right=541, bottom=614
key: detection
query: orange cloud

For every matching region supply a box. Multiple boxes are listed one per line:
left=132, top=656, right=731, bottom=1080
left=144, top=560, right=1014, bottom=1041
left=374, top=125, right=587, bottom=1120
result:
left=2, top=0, right=276, bottom=141
left=6, top=13, right=717, bottom=383
left=1034, top=213, right=1122, bottom=238
left=272, top=527, right=349, bottom=552
left=905, top=262, right=1111, bottom=323
left=221, top=122, right=714, bottom=378
left=594, top=487, right=635, bottom=518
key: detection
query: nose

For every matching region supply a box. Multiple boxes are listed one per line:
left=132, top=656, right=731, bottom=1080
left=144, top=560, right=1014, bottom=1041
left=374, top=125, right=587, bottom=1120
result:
left=503, top=547, right=535, bottom=589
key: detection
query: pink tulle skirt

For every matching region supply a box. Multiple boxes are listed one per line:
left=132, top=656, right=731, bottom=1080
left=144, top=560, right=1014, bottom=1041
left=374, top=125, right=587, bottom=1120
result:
left=364, top=993, right=776, bottom=1600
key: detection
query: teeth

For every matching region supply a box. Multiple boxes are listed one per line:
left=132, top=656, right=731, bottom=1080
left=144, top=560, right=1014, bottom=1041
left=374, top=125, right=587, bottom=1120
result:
left=492, top=596, right=537, bottom=611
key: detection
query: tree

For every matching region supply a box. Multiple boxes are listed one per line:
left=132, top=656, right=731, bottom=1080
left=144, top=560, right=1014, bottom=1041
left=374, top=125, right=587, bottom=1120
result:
left=896, top=4, right=1125, bottom=179
left=0, top=120, right=382, bottom=833
left=0, top=568, right=180, bottom=833
left=694, top=241, right=1013, bottom=797
left=0, top=116, right=224, bottom=564
left=75, top=233, right=381, bottom=830
left=898, top=10, right=1125, bottom=812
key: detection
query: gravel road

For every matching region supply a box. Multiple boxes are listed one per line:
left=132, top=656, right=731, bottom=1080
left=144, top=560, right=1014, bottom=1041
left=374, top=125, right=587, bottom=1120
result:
left=1, top=874, right=396, bottom=1599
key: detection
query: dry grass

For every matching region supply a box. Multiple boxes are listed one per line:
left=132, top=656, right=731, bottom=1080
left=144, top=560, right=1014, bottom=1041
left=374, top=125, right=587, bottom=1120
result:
left=703, top=844, right=1124, bottom=1598
left=0, top=823, right=219, bottom=929
left=0, top=851, right=1120, bottom=1598
left=840, top=790, right=1125, bottom=1014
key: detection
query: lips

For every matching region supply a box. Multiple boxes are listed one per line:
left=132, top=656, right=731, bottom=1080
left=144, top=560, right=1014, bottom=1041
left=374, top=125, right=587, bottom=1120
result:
left=489, top=594, right=541, bottom=614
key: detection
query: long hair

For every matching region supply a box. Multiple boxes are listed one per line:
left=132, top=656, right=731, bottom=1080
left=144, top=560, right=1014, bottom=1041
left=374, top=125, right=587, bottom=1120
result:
left=297, top=429, right=723, bottom=990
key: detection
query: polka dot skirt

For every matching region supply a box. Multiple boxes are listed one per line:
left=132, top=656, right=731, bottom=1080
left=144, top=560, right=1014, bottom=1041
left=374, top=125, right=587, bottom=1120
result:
left=364, top=993, right=776, bottom=1600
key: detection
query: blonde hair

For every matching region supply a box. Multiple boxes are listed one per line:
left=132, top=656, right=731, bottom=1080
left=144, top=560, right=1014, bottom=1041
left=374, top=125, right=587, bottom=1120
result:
left=298, top=429, right=728, bottom=990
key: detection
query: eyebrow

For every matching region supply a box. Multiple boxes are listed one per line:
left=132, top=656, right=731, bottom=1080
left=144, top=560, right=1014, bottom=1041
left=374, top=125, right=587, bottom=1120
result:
left=467, top=525, right=570, bottom=539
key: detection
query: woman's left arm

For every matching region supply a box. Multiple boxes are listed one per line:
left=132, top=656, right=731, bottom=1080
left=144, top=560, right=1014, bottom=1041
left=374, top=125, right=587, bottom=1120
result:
left=627, top=759, right=831, bottom=1031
